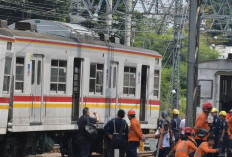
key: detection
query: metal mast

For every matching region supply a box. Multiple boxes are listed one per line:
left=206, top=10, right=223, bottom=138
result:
left=124, top=0, right=132, bottom=46
left=171, top=0, right=183, bottom=110
left=186, top=0, right=201, bottom=127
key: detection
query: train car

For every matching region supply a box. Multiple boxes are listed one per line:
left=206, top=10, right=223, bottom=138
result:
left=0, top=19, right=162, bottom=156
left=198, top=56, right=232, bottom=113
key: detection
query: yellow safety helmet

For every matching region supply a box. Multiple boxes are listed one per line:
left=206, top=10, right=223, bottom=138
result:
left=211, top=108, right=218, bottom=113
left=219, top=111, right=227, bottom=117
left=173, top=109, right=179, bottom=115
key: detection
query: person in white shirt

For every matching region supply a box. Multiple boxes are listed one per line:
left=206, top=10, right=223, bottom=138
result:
left=155, top=120, right=175, bottom=157
left=179, top=119, right=185, bottom=139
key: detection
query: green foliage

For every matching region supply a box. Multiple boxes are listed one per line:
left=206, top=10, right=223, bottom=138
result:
left=132, top=27, right=219, bottom=117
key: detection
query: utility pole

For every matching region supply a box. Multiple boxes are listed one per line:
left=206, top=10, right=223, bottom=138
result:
left=70, top=0, right=86, bottom=23
left=186, top=0, right=201, bottom=127
left=171, top=0, right=183, bottom=110
left=106, top=0, right=112, bottom=34
left=124, top=0, right=132, bottom=46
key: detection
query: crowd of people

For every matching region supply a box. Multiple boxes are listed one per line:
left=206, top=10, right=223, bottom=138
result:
left=155, top=102, right=232, bottom=157
left=74, top=102, right=232, bottom=157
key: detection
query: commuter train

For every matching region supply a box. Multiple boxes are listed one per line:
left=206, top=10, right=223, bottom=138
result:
left=198, top=56, right=232, bottom=113
left=0, top=19, right=161, bottom=156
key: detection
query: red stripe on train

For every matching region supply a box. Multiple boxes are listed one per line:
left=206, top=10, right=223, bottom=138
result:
left=0, top=97, right=10, bottom=103
left=13, top=96, right=72, bottom=102
left=10, top=96, right=160, bottom=105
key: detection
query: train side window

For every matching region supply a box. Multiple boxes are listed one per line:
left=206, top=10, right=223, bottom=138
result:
left=89, top=63, right=104, bottom=94
left=154, top=70, right=160, bottom=98
left=3, top=57, right=12, bottom=94
left=123, top=67, right=136, bottom=96
left=7, top=42, right=12, bottom=51
left=199, top=80, right=213, bottom=99
left=50, top=60, right=67, bottom=94
left=15, top=57, right=24, bottom=93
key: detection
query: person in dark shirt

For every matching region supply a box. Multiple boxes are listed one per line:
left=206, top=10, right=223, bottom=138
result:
left=210, top=108, right=220, bottom=148
left=170, top=109, right=181, bottom=143
left=104, top=109, right=128, bottom=157
left=158, top=111, right=168, bottom=129
left=218, top=111, right=228, bottom=156
left=77, top=107, right=99, bottom=157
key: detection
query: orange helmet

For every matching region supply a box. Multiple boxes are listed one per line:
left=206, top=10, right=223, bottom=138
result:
left=184, top=127, right=192, bottom=134
left=203, top=102, right=213, bottom=111
left=128, top=110, right=136, bottom=116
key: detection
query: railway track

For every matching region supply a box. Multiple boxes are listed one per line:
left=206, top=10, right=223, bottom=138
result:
left=27, top=151, right=154, bottom=157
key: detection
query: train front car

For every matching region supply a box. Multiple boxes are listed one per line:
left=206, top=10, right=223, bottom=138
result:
left=198, top=58, right=232, bottom=113
left=0, top=19, right=162, bottom=155
left=0, top=36, right=13, bottom=135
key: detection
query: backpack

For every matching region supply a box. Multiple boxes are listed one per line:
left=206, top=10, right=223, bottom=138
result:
left=85, top=117, right=98, bottom=140
left=111, top=119, right=126, bottom=149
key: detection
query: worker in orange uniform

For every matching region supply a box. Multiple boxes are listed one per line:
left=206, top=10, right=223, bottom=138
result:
left=193, top=102, right=212, bottom=146
left=193, top=135, right=219, bottom=157
left=167, top=127, right=197, bottom=157
left=174, top=127, right=198, bottom=157
left=126, top=109, right=143, bottom=157
left=227, top=109, right=232, bottom=156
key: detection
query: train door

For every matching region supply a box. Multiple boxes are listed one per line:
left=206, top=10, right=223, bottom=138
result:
left=109, top=62, right=118, bottom=118
left=72, top=58, right=81, bottom=121
left=30, top=54, right=43, bottom=124
left=220, top=75, right=232, bottom=112
left=140, top=65, right=148, bottom=121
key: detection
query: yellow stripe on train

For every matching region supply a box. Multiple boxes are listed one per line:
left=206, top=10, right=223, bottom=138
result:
left=0, top=104, right=9, bottom=109
left=11, top=103, right=160, bottom=110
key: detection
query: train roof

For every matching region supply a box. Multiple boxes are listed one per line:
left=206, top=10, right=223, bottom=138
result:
left=199, top=59, right=232, bottom=70
left=6, top=19, right=161, bottom=58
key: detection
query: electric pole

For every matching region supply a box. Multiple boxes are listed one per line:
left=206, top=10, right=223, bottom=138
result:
left=124, top=0, right=132, bottom=46
left=106, top=0, right=113, bottom=34
left=171, top=0, right=183, bottom=110
left=186, top=0, right=201, bottom=127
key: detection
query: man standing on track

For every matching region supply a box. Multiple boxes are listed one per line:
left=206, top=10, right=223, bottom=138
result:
left=210, top=108, right=220, bottom=149
left=77, top=107, right=99, bottom=157
left=104, top=109, right=128, bottom=157
left=193, top=102, right=212, bottom=146
left=155, top=120, right=175, bottom=157
left=127, top=109, right=143, bottom=157
left=170, top=109, right=181, bottom=143
left=218, top=111, right=228, bottom=157
left=159, top=111, right=168, bottom=129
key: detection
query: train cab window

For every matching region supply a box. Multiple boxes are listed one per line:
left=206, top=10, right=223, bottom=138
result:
left=3, top=57, right=12, bottom=94
left=15, top=57, right=24, bottom=92
left=50, top=60, right=67, bottom=94
left=154, top=70, right=160, bottom=98
left=89, top=63, right=104, bottom=94
left=123, top=67, right=136, bottom=96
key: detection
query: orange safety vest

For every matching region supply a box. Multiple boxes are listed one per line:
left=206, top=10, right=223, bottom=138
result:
left=194, top=142, right=217, bottom=157
left=175, top=140, right=197, bottom=157
left=159, top=129, right=174, bottom=149
left=128, top=118, right=143, bottom=142
left=228, top=116, right=232, bottom=140
left=194, top=112, right=210, bottom=140
left=187, top=136, right=198, bottom=153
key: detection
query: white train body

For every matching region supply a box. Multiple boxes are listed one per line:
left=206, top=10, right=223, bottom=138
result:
left=198, top=59, right=232, bottom=114
left=0, top=20, right=161, bottom=136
